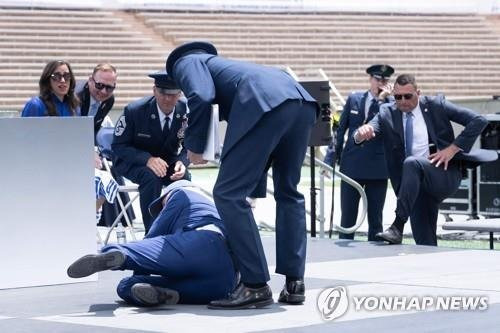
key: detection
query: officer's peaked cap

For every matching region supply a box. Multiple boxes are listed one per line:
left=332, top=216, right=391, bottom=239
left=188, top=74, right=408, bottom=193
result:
left=148, top=70, right=180, bottom=93
left=366, top=64, right=395, bottom=80
left=166, top=41, right=218, bottom=75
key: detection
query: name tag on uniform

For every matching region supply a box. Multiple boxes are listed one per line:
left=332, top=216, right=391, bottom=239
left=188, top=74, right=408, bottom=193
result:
left=137, top=133, right=151, bottom=138
left=350, top=110, right=359, bottom=115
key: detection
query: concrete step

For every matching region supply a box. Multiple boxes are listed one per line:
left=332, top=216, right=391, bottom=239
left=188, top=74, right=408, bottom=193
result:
left=137, top=11, right=484, bottom=23
left=144, top=17, right=487, bottom=28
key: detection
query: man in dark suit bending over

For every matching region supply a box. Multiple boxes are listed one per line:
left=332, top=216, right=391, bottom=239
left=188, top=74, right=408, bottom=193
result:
left=355, top=74, right=488, bottom=246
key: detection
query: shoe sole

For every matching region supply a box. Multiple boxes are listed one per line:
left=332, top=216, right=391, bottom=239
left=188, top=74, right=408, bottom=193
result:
left=207, top=298, right=274, bottom=310
left=377, top=236, right=402, bottom=245
left=278, top=294, right=305, bottom=304
left=67, top=251, right=125, bottom=278
left=131, top=283, right=180, bottom=306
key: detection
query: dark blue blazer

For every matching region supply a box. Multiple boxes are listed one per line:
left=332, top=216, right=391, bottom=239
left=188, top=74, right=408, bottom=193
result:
left=171, top=53, right=317, bottom=158
left=112, top=96, right=189, bottom=174
left=146, top=187, right=226, bottom=238
left=75, top=80, right=115, bottom=140
left=336, top=91, right=389, bottom=179
left=368, top=95, right=488, bottom=193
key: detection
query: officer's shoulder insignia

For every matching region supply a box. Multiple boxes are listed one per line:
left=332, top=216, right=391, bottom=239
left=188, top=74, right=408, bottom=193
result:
left=115, top=115, right=126, bottom=136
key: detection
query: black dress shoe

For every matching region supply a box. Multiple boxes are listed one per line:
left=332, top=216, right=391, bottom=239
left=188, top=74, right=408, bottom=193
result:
left=131, top=283, right=179, bottom=306
left=208, top=283, right=273, bottom=309
left=67, top=250, right=125, bottom=278
left=278, top=280, right=305, bottom=304
left=376, top=225, right=403, bottom=244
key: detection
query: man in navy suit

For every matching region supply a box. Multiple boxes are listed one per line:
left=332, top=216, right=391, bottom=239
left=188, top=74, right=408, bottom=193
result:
left=75, top=63, right=117, bottom=140
left=112, top=71, right=190, bottom=233
left=335, top=64, right=394, bottom=241
left=67, top=180, right=237, bottom=306
left=355, top=74, right=488, bottom=245
left=166, top=41, right=318, bottom=309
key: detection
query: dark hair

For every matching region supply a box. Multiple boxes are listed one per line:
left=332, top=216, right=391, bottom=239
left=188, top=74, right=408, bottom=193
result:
left=395, top=74, right=418, bottom=90
left=39, top=60, right=79, bottom=116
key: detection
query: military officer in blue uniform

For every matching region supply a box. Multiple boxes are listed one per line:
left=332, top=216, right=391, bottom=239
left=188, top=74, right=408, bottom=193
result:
left=335, top=64, right=394, bottom=241
left=112, top=71, right=190, bottom=233
left=67, top=180, right=237, bottom=306
left=166, top=41, right=318, bottom=309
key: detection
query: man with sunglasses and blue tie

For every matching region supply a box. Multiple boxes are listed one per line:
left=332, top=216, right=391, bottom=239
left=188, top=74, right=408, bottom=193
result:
left=112, top=71, right=190, bottom=233
left=76, top=63, right=117, bottom=140
left=335, top=64, right=394, bottom=241
left=355, top=74, right=488, bottom=246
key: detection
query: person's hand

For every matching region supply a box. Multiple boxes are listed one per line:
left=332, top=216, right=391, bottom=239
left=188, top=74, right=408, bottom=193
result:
left=378, top=82, right=393, bottom=100
left=355, top=124, right=376, bottom=143
left=170, top=161, right=186, bottom=180
left=429, top=144, right=461, bottom=170
left=94, top=151, right=103, bottom=169
left=146, top=157, right=168, bottom=178
left=188, top=150, right=207, bottom=165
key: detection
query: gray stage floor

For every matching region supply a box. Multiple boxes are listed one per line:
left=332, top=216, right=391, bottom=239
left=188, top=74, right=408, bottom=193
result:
left=1, top=237, right=499, bottom=332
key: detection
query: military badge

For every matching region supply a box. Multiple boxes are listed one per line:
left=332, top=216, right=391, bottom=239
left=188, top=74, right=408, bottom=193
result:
left=115, top=115, right=126, bottom=136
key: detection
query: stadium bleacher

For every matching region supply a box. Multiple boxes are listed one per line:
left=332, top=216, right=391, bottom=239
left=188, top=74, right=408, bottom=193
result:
left=1, top=7, right=500, bottom=115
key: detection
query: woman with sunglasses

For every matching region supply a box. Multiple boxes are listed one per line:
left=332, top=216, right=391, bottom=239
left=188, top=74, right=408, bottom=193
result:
left=21, top=60, right=80, bottom=117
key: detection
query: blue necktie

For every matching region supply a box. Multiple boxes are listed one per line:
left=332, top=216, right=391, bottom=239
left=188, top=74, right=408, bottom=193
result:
left=89, top=102, right=99, bottom=117
left=366, top=98, right=378, bottom=123
left=405, top=112, right=413, bottom=157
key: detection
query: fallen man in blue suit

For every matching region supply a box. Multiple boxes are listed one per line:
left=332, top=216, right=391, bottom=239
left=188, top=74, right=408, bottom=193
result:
left=67, top=180, right=238, bottom=306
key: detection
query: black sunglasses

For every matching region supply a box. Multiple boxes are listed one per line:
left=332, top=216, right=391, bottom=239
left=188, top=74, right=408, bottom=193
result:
left=50, top=72, right=71, bottom=82
left=92, top=77, right=115, bottom=92
left=394, top=93, right=415, bottom=100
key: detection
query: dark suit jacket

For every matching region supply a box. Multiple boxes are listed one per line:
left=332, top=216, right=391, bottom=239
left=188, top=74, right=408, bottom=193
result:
left=171, top=53, right=317, bottom=159
left=75, top=80, right=114, bottom=139
left=111, top=96, right=189, bottom=175
left=368, top=95, right=488, bottom=193
left=336, top=91, right=390, bottom=179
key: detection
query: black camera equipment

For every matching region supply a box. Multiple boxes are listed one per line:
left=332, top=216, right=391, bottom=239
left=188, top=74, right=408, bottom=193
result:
left=299, top=80, right=332, bottom=237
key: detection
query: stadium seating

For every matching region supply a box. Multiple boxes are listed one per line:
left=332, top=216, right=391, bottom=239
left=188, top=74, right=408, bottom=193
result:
left=2, top=7, right=500, bottom=115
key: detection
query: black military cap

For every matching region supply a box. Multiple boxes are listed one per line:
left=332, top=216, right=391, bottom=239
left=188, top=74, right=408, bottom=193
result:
left=366, top=64, right=395, bottom=80
left=148, top=70, right=180, bottom=93
left=166, top=41, right=218, bottom=75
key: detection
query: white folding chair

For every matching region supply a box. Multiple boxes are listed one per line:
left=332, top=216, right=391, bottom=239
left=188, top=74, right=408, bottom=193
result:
left=96, top=127, right=140, bottom=245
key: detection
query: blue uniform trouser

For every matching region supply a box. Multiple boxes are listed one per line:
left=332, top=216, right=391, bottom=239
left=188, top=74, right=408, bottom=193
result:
left=102, top=229, right=236, bottom=305
left=339, top=178, right=387, bottom=241
left=395, top=156, right=461, bottom=246
left=120, top=166, right=190, bottom=233
left=213, top=99, right=317, bottom=284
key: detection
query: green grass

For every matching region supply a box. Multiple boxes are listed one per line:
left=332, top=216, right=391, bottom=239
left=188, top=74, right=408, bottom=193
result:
left=324, top=233, right=497, bottom=250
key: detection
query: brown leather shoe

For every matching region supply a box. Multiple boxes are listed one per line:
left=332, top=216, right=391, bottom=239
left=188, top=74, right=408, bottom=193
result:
left=208, top=283, right=273, bottom=309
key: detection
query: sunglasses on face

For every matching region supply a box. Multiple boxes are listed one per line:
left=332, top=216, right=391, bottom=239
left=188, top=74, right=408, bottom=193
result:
left=92, top=77, right=115, bottom=92
left=50, top=72, right=71, bottom=82
left=394, top=93, right=415, bottom=100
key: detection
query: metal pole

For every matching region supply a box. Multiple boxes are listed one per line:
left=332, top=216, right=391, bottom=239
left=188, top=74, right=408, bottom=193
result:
left=310, top=146, right=316, bottom=237
left=319, top=170, right=325, bottom=238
